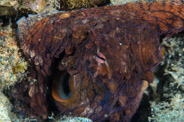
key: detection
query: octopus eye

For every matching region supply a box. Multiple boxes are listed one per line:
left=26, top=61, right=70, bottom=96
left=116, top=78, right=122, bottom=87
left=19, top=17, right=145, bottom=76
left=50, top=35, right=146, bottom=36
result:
left=95, top=52, right=106, bottom=64
left=52, top=71, right=74, bottom=102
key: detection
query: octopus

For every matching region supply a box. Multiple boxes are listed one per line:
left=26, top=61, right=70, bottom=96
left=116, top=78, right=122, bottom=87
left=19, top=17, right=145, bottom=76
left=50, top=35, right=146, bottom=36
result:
left=14, top=1, right=184, bottom=121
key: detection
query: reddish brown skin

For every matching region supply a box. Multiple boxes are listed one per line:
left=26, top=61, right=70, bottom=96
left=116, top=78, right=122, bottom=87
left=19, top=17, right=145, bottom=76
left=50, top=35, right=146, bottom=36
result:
left=15, top=1, right=184, bottom=121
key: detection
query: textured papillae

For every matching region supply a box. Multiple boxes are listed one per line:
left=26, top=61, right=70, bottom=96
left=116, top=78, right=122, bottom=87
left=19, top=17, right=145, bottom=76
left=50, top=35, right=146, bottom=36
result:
left=15, top=1, right=184, bottom=121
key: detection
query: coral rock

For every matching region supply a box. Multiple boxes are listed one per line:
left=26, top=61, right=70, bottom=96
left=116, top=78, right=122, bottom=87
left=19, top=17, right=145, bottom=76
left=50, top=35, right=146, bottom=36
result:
left=59, top=0, right=109, bottom=10
left=0, top=27, right=28, bottom=90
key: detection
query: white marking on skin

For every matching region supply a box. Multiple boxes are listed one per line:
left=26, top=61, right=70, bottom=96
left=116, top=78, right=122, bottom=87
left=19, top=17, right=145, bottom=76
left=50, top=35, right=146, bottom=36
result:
left=34, top=55, right=43, bottom=65
left=30, top=50, right=35, bottom=58
left=82, top=19, right=89, bottom=24
left=22, top=45, right=29, bottom=54
left=104, top=114, right=108, bottom=118
left=121, top=62, right=127, bottom=73
left=28, top=85, right=35, bottom=97
left=81, top=105, right=94, bottom=116
left=73, top=75, right=77, bottom=88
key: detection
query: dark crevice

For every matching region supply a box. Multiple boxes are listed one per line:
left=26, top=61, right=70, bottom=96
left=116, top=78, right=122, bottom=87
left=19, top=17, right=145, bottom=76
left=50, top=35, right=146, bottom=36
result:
left=46, top=51, right=66, bottom=118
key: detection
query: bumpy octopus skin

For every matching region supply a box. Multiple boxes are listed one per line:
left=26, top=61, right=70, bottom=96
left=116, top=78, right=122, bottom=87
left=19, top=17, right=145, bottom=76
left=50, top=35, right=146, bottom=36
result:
left=16, top=1, right=184, bottom=121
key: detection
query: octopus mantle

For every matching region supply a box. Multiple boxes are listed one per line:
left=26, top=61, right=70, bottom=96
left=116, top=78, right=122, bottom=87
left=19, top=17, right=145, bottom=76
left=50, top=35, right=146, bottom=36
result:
left=15, top=1, right=184, bottom=121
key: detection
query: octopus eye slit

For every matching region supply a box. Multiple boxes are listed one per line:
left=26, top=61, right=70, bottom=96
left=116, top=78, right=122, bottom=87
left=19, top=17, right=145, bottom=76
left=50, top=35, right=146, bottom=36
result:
left=95, top=54, right=105, bottom=61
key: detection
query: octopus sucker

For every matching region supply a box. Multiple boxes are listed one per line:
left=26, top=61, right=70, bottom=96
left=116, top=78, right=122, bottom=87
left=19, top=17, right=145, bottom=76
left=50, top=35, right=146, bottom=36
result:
left=14, top=1, right=184, bottom=121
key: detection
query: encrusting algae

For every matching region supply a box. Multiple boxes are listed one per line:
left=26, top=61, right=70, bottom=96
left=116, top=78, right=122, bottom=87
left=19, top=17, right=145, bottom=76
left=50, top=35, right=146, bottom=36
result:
left=0, top=26, right=28, bottom=90
left=59, top=0, right=109, bottom=10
